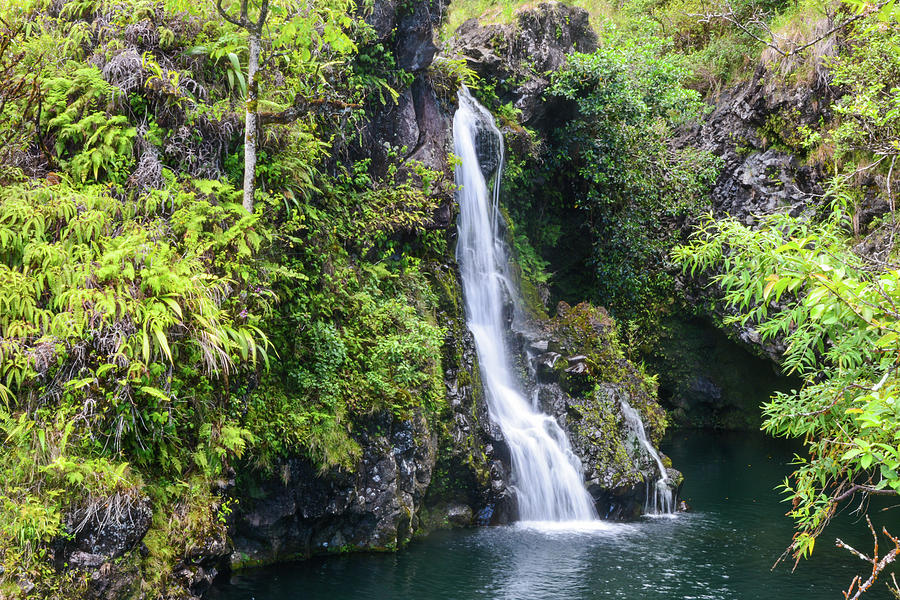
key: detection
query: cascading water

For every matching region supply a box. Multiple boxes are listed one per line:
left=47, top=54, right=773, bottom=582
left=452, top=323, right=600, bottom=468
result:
left=453, top=87, right=597, bottom=523
left=619, top=400, right=675, bottom=515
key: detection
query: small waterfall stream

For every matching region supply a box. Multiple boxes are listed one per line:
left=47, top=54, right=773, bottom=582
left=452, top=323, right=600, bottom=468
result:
left=619, top=400, right=675, bottom=515
left=453, top=87, right=597, bottom=523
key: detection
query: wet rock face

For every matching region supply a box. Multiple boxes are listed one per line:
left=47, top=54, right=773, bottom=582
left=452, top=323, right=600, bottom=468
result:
left=220, top=255, right=513, bottom=573
left=230, top=412, right=436, bottom=565
left=532, top=373, right=679, bottom=520
left=361, top=0, right=456, bottom=229
left=475, top=125, right=503, bottom=182
left=449, top=2, right=597, bottom=127
left=509, top=302, right=681, bottom=520
left=228, top=264, right=514, bottom=567
left=424, top=263, right=516, bottom=526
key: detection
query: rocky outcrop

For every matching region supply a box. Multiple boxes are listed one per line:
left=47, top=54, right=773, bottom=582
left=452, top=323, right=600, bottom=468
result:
left=58, top=496, right=152, bottom=573
left=230, top=412, right=436, bottom=565
left=510, top=302, right=682, bottom=519
left=448, top=2, right=597, bottom=128
left=50, top=496, right=152, bottom=600
left=669, top=68, right=836, bottom=367
left=365, top=0, right=445, bottom=72
left=50, top=493, right=229, bottom=600
left=361, top=0, right=456, bottom=228
left=680, top=66, right=832, bottom=223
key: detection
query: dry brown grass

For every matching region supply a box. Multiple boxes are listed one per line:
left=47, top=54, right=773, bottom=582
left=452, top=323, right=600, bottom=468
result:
left=760, top=15, right=838, bottom=89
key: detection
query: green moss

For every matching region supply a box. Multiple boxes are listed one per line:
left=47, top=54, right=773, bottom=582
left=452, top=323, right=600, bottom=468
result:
left=758, top=107, right=807, bottom=156
left=570, top=385, right=643, bottom=487
left=549, top=301, right=667, bottom=441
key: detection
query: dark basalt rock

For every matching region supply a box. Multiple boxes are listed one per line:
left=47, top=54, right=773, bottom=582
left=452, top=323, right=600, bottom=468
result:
left=174, top=530, right=233, bottom=598
left=364, top=0, right=445, bottom=72
left=229, top=411, right=436, bottom=566
left=358, top=0, right=456, bottom=230
left=671, top=68, right=841, bottom=365
left=678, top=65, right=832, bottom=223
left=51, top=495, right=161, bottom=600
left=52, top=492, right=231, bottom=599
left=507, top=302, right=682, bottom=520
left=474, top=125, right=503, bottom=182
left=61, top=496, right=152, bottom=566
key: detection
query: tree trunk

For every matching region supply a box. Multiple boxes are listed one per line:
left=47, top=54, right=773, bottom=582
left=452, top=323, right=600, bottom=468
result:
left=243, top=29, right=261, bottom=213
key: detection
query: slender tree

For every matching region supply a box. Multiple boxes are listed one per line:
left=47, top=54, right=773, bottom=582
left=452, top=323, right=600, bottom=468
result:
left=216, top=0, right=268, bottom=212
left=214, top=0, right=359, bottom=212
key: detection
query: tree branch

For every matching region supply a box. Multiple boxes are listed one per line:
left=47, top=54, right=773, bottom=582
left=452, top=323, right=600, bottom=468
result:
left=837, top=517, right=900, bottom=600
left=259, top=95, right=361, bottom=125
left=216, top=0, right=249, bottom=29
left=833, top=483, right=900, bottom=504
left=691, top=0, right=891, bottom=58
left=255, top=0, right=269, bottom=31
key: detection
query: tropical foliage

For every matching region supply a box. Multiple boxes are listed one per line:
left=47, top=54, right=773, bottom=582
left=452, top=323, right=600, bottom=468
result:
left=673, top=8, right=900, bottom=576
left=0, top=0, right=450, bottom=595
left=501, top=36, right=719, bottom=330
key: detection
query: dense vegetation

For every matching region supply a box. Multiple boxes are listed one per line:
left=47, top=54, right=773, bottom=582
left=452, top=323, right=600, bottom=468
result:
left=0, top=0, right=452, bottom=595
left=673, top=9, right=900, bottom=586
left=1, top=0, right=900, bottom=595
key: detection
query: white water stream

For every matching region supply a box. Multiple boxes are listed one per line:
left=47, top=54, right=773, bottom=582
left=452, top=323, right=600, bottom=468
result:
left=619, top=400, right=675, bottom=515
left=453, top=87, right=597, bottom=522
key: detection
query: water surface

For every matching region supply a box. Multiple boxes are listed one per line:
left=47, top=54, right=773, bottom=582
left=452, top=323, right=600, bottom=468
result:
left=209, top=431, right=900, bottom=599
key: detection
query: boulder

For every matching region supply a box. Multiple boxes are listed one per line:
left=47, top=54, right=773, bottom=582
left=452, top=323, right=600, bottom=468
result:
left=448, top=2, right=598, bottom=128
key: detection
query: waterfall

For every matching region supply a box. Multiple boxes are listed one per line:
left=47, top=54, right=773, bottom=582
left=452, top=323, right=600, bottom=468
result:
left=453, top=87, right=597, bottom=523
left=619, top=400, right=675, bottom=515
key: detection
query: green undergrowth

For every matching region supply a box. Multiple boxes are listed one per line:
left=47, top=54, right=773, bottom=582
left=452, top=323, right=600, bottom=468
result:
left=0, top=0, right=457, bottom=595
left=0, top=172, right=267, bottom=599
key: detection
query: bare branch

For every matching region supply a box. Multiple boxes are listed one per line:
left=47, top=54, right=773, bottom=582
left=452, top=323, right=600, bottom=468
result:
left=259, top=95, right=360, bottom=125
left=691, top=0, right=891, bottom=59
left=833, top=484, right=900, bottom=504
left=216, top=0, right=248, bottom=28
left=837, top=517, right=900, bottom=600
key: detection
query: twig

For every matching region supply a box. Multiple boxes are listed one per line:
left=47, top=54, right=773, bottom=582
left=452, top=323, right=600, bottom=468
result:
left=691, top=0, right=891, bottom=58
left=836, top=517, right=900, bottom=600
left=833, top=484, right=899, bottom=504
